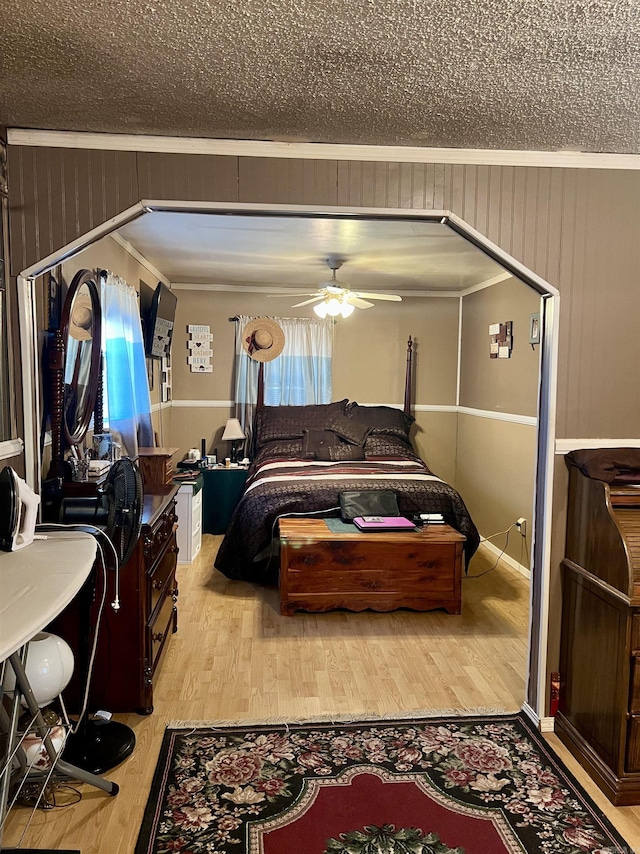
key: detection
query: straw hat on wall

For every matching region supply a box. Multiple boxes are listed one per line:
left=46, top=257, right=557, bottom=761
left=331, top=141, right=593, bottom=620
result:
left=242, top=318, right=285, bottom=362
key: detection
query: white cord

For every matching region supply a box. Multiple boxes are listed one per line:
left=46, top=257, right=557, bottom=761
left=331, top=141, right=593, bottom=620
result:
left=35, top=523, right=116, bottom=733
left=58, top=538, right=108, bottom=735
left=480, top=522, right=517, bottom=542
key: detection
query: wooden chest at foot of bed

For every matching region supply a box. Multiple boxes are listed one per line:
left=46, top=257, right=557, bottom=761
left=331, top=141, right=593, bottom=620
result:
left=278, top=518, right=465, bottom=615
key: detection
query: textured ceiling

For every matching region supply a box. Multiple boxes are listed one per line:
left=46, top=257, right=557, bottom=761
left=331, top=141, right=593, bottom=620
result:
left=1, top=0, right=638, bottom=154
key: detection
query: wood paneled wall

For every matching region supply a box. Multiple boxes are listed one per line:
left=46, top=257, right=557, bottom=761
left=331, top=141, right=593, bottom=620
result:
left=7, top=146, right=640, bottom=442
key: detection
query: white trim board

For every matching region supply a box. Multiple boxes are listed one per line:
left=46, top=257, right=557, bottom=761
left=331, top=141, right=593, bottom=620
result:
left=556, top=438, right=640, bottom=453
left=171, top=399, right=234, bottom=408
left=475, top=540, right=531, bottom=581
left=167, top=400, right=537, bottom=426
left=457, top=407, right=537, bottom=427
left=111, top=233, right=171, bottom=286
left=7, top=129, right=640, bottom=171
left=171, top=281, right=465, bottom=298
left=521, top=703, right=554, bottom=733
left=0, top=438, right=24, bottom=460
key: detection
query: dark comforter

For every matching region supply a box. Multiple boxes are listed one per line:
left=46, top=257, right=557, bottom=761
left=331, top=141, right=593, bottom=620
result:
left=214, top=437, right=480, bottom=583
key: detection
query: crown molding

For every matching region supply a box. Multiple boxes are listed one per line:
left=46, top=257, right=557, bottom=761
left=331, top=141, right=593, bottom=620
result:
left=110, top=233, right=171, bottom=286
left=7, top=129, right=640, bottom=171
left=171, top=281, right=465, bottom=298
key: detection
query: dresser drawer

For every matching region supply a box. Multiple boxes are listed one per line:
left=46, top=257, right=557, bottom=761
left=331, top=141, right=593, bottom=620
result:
left=192, top=488, right=202, bottom=514
left=144, top=502, right=177, bottom=569
left=149, top=536, right=178, bottom=621
left=191, top=524, right=202, bottom=559
left=149, top=592, right=175, bottom=674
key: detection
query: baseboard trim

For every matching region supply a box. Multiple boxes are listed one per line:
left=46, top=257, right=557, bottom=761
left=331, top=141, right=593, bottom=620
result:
left=477, top=540, right=530, bottom=580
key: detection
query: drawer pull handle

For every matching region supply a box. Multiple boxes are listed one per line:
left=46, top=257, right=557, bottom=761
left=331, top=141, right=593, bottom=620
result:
left=152, top=631, right=164, bottom=643
left=153, top=579, right=164, bottom=590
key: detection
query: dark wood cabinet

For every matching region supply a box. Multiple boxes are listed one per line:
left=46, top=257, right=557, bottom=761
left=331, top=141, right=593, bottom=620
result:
left=51, top=486, right=179, bottom=715
left=556, top=463, right=640, bottom=805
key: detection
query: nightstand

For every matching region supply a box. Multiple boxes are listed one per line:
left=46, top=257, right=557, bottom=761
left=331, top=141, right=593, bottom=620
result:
left=174, top=474, right=203, bottom=564
left=201, top=467, right=249, bottom=534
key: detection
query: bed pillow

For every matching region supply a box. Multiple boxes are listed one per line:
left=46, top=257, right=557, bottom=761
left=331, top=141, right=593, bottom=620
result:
left=302, top=429, right=366, bottom=461
left=348, top=402, right=415, bottom=440
left=320, top=443, right=365, bottom=462
left=255, top=400, right=349, bottom=447
left=326, top=413, right=371, bottom=446
left=253, top=438, right=305, bottom=464
left=364, top=433, right=420, bottom=460
left=302, top=429, right=340, bottom=458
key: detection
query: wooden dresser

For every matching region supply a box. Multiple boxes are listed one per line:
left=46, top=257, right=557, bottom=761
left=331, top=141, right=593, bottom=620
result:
left=556, top=463, right=640, bottom=805
left=51, top=485, right=179, bottom=715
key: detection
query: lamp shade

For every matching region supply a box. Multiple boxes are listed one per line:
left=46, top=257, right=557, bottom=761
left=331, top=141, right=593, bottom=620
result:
left=4, top=632, right=74, bottom=707
left=313, top=302, right=329, bottom=318
left=221, top=418, right=245, bottom=441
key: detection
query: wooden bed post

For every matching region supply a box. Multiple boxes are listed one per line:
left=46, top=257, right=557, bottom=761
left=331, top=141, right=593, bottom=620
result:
left=404, top=335, right=413, bottom=415
left=257, top=362, right=264, bottom=410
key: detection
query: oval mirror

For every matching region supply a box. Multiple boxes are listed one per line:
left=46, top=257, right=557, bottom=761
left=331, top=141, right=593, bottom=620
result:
left=60, top=269, right=102, bottom=448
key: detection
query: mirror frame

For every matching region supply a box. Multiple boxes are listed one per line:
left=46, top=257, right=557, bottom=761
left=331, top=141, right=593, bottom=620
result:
left=61, top=269, right=102, bottom=446
left=49, top=269, right=102, bottom=476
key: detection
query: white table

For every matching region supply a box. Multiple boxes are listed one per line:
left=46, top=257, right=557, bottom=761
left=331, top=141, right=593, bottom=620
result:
left=0, top=533, right=119, bottom=844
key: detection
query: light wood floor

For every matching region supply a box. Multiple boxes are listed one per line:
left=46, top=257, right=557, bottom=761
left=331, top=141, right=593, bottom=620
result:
left=4, top=535, right=640, bottom=851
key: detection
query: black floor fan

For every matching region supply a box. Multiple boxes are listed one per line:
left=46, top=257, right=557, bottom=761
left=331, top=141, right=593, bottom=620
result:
left=60, top=457, right=144, bottom=775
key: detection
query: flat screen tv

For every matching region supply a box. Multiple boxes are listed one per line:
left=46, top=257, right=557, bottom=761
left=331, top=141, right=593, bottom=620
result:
left=143, top=282, right=177, bottom=360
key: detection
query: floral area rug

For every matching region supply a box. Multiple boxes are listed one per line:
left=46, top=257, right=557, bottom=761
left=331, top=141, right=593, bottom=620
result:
left=135, top=712, right=632, bottom=854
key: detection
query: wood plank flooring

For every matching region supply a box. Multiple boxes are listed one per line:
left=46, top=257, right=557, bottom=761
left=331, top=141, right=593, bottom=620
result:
left=4, top=535, right=640, bottom=851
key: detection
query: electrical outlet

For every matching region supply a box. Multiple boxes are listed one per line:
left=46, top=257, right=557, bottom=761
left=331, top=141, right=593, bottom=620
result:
left=516, top=517, right=527, bottom=537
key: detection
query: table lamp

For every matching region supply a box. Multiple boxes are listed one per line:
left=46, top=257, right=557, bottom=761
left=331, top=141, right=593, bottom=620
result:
left=221, top=418, right=245, bottom=463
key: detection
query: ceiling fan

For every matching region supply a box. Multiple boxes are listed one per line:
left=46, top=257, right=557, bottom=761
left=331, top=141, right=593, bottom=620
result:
left=288, top=258, right=402, bottom=318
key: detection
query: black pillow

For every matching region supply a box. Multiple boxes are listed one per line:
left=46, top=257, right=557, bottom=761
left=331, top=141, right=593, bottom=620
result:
left=302, top=429, right=340, bottom=459
left=327, top=413, right=371, bottom=446
left=318, top=443, right=365, bottom=462
left=302, top=429, right=366, bottom=461
left=255, top=400, right=349, bottom=447
left=348, top=402, right=414, bottom=440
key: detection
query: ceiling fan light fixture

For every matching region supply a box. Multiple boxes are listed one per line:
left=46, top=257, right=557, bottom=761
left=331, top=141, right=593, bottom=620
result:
left=313, top=301, right=329, bottom=318
left=340, top=301, right=355, bottom=318
left=325, top=297, right=342, bottom=317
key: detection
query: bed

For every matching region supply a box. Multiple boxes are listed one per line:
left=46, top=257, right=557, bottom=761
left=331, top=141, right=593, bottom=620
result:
left=214, top=338, right=479, bottom=585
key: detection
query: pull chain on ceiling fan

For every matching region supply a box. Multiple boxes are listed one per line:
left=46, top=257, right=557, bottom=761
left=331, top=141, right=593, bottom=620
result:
left=288, top=258, right=402, bottom=318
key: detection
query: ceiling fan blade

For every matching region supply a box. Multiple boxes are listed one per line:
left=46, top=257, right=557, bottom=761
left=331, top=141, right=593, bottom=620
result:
left=347, top=296, right=374, bottom=309
left=267, top=292, right=317, bottom=297
left=352, top=292, right=402, bottom=302
left=292, top=295, right=324, bottom=307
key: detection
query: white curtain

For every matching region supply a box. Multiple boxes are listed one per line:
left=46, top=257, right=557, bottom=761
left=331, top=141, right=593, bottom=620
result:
left=101, top=271, right=154, bottom=457
left=233, top=315, right=333, bottom=442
